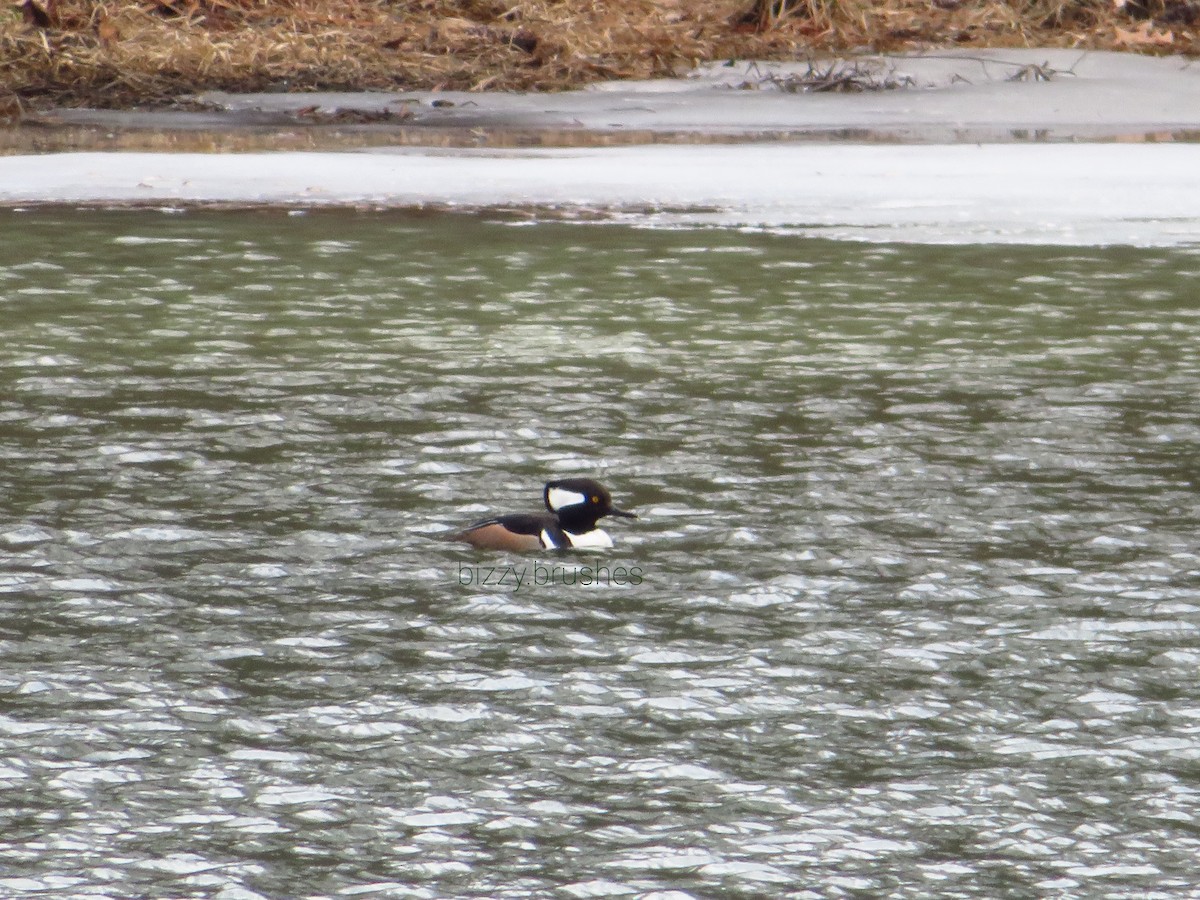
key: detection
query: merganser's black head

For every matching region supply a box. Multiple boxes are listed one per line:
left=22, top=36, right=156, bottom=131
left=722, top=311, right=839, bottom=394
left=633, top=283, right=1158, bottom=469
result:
left=544, top=478, right=637, bottom=535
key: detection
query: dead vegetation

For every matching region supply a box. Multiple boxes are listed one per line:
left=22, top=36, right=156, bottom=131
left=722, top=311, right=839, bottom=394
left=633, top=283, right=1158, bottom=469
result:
left=734, top=57, right=916, bottom=92
left=1, top=0, right=1197, bottom=109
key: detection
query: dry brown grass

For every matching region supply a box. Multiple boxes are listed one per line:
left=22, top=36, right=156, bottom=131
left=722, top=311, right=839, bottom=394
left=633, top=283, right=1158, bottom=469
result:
left=1, top=0, right=1197, bottom=108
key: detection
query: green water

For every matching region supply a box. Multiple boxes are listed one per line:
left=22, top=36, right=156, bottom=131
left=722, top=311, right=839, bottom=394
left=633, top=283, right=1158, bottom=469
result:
left=2, top=209, right=1199, bottom=898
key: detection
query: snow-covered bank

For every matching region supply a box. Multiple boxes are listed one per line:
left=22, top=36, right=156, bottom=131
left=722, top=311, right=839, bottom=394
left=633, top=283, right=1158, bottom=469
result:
left=3, top=142, right=1198, bottom=246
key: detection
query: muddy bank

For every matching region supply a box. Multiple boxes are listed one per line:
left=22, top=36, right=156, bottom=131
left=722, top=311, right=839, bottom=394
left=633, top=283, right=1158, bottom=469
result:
left=6, top=50, right=1200, bottom=156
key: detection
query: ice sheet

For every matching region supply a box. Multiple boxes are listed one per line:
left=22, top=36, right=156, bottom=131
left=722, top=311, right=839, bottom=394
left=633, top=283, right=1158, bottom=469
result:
left=3, top=143, right=1198, bottom=246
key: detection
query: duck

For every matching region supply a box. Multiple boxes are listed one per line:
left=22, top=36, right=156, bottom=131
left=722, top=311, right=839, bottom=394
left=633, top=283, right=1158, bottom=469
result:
left=450, top=478, right=636, bottom=551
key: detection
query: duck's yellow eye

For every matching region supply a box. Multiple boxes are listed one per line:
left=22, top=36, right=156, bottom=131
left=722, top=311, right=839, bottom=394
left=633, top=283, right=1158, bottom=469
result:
left=591, top=495, right=599, bottom=503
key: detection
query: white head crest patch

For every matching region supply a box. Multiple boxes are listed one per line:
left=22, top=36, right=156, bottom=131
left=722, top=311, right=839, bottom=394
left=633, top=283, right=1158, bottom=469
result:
left=547, top=487, right=587, bottom=511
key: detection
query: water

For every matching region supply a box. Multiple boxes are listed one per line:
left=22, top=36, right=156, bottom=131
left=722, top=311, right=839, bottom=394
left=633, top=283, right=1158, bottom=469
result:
left=2, top=209, right=1199, bottom=899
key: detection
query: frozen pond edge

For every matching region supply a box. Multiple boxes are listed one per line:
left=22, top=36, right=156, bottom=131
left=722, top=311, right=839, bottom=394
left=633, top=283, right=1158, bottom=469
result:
left=4, top=143, right=1200, bottom=247
left=5, top=50, right=1200, bottom=246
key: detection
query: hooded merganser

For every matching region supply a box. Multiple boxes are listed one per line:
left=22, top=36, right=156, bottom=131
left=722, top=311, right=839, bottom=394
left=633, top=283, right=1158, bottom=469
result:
left=450, top=478, right=637, bottom=552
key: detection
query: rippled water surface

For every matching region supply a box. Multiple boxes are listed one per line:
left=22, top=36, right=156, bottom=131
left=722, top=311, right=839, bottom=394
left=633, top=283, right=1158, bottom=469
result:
left=2, top=209, right=1200, bottom=899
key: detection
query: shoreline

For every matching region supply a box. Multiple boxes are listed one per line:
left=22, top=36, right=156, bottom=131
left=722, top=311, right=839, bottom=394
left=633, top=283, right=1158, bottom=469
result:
left=8, top=50, right=1200, bottom=152
left=3, top=50, right=1200, bottom=247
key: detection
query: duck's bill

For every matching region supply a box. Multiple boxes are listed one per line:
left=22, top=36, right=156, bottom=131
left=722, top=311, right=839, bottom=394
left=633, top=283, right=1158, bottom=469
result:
left=611, top=507, right=638, bottom=519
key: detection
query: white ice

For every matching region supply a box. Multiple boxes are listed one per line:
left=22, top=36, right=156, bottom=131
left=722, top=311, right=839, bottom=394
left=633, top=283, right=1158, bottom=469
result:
left=2, top=142, right=1198, bottom=246
left=4, top=50, right=1200, bottom=246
